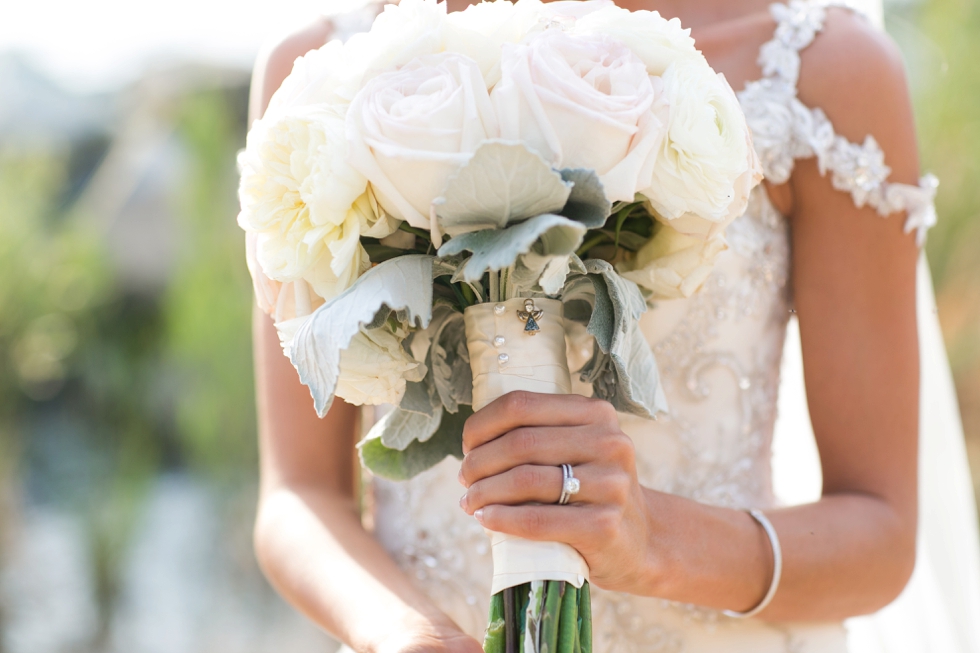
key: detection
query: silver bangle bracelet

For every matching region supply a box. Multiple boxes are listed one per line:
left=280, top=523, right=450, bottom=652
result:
left=722, top=509, right=783, bottom=619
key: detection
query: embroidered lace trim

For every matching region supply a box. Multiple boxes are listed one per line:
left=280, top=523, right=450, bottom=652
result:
left=738, top=0, right=938, bottom=244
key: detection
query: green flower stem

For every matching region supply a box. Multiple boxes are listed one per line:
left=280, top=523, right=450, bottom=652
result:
left=575, top=232, right=610, bottom=258
left=503, top=587, right=518, bottom=653
left=518, top=583, right=530, bottom=642
left=398, top=222, right=431, bottom=242
left=484, top=593, right=505, bottom=653
left=540, top=581, right=564, bottom=653
left=557, top=586, right=579, bottom=653
left=579, top=582, right=592, bottom=653
left=489, top=270, right=499, bottom=303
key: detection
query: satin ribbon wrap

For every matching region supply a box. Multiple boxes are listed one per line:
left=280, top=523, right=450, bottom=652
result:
left=463, top=297, right=590, bottom=595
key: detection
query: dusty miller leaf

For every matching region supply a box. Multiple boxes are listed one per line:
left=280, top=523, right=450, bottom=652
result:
left=426, top=309, right=472, bottom=413
left=358, top=406, right=473, bottom=480
left=434, top=141, right=572, bottom=237
left=289, top=255, right=434, bottom=418
left=438, top=214, right=586, bottom=283
left=568, top=259, right=668, bottom=418
left=559, top=168, right=612, bottom=228
left=377, top=406, right=444, bottom=451
left=399, top=378, right=439, bottom=418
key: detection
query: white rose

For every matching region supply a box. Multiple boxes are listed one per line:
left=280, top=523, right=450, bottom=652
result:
left=444, top=0, right=546, bottom=87
left=491, top=28, right=666, bottom=203
left=571, top=4, right=701, bottom=76
left=618, top=221, right=727, bottom=299
left=641, top=59, right=762, bottom=239
left=335, top=327, right=427, bottom=406
left=238, top=106, right=397, bottom=300
left=346, top=52, right=499, bottom=230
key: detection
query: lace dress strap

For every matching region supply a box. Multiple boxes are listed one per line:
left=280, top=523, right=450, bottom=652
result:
left=738, top=0, right=937, bottom=244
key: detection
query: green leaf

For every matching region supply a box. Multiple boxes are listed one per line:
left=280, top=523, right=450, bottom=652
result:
left=559, top=169, right=612, bottom=229
left=434, top=140, right=572, bottom=237
left=288, top=255, right=434, bottom=417
left=438, top=214, right=586, bottom=283
left=358, top=405, right=472, bottom=481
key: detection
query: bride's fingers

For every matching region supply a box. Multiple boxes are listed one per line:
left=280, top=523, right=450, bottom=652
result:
left=461, top=464, right=602, bottom=514
left=473, top=503, right=617, bottom=552
left=462, top=391, right=614, bottom=454
left=459, top=425, right=634, bottom=488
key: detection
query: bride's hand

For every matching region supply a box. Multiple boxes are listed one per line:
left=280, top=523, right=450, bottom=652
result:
left=458, top=391, right=656, bottom=595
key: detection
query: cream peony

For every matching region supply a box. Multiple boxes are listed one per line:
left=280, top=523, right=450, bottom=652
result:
left=641, top=59, right=762, bottom=239
left=491, top=28, right=666, bottom=203
left=335, top=327, right=427, bottom=406
left=346, top=52, right=499, bottom=230
left=238, top=106, right=397, bottom=301
left=571, top=3, right=701, bottom=76
left=264, top=40, right=358, bottom=119
left=618, top=221, right=727, bottom=299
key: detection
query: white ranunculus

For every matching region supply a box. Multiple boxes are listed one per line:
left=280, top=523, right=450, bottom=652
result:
left=346, top=52, right=499, bottom=230
left=335, top=327, right=427, bottom=406
left=238, top=107, right=397, bottom=300
left=491, top=28, right=666, bottom=203
left=618, top=221, right=728, bottom=299
left=571, top=4, right=701, bottom=76
left=641, top=59, right=762, bottom=239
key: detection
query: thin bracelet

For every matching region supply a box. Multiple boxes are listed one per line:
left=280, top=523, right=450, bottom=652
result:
left=723, top=509, right=783, bottom=619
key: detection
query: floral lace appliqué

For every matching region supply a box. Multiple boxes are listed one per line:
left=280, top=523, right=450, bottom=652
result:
left=739, top=0, right=938, bottom=244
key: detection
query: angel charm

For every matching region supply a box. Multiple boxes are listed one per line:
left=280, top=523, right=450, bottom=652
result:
left=517, top=298, right=544, bottom=335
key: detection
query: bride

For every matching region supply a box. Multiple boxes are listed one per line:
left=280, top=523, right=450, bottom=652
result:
left=246, top=0, right=980, bottom=651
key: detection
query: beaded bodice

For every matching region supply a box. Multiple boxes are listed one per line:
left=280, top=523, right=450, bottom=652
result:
left=357, top=1, right=938, bottom=651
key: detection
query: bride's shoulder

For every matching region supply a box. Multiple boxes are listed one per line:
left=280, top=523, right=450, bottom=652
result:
left=796, top=7, right=915, bottom=151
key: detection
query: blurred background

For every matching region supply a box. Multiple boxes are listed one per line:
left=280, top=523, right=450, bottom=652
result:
left=0, top=0, right=977, bottom=651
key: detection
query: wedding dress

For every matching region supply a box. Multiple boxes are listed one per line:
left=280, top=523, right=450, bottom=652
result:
left=319, top=1, right=980, bottom=650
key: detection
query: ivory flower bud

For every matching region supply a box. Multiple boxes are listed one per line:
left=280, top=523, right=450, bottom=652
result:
left=335, top=327, right=427, bottom=406
left=618, top=221, right=727, bottom=299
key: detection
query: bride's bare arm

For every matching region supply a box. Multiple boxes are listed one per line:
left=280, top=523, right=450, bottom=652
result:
left=458, top=12, right=921, bottom=622
left=249, top=27, right=481, bottom=653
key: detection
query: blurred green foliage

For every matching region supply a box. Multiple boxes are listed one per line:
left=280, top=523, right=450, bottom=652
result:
left=164, top=89, right=256, bottom=479
left=0, top=84, right=253, bottom=640
left=890, top=0, right=980, bottom=489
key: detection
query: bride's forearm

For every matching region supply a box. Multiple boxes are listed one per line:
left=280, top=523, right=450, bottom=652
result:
left=254, top=483, right=464, bottom=652
left=643, top=489, right=915, bottom=621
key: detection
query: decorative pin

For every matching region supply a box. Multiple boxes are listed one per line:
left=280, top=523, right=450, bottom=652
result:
left=517, top=298, right=544, bottom=336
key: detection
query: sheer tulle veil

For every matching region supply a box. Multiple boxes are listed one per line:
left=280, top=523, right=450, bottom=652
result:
left=771, top=4, right=980, bottom=643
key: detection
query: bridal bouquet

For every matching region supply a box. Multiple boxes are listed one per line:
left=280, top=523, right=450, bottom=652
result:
left=238, top=0, right=761, bottom=649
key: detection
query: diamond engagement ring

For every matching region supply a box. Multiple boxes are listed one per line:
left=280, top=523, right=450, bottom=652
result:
left=558, top=463, right=580, bottom=505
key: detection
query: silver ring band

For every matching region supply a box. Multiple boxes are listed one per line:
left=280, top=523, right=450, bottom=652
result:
left=722, top=509, right=782, bottom=618
left=558, top=464, right=580, bottom=505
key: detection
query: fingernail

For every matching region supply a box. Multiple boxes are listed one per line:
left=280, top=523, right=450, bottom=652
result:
left=459, top=493, right=468, bottom=511
left=474, top=509, right=484, bottom=523
left=458, top=468, right=466, bottom=486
